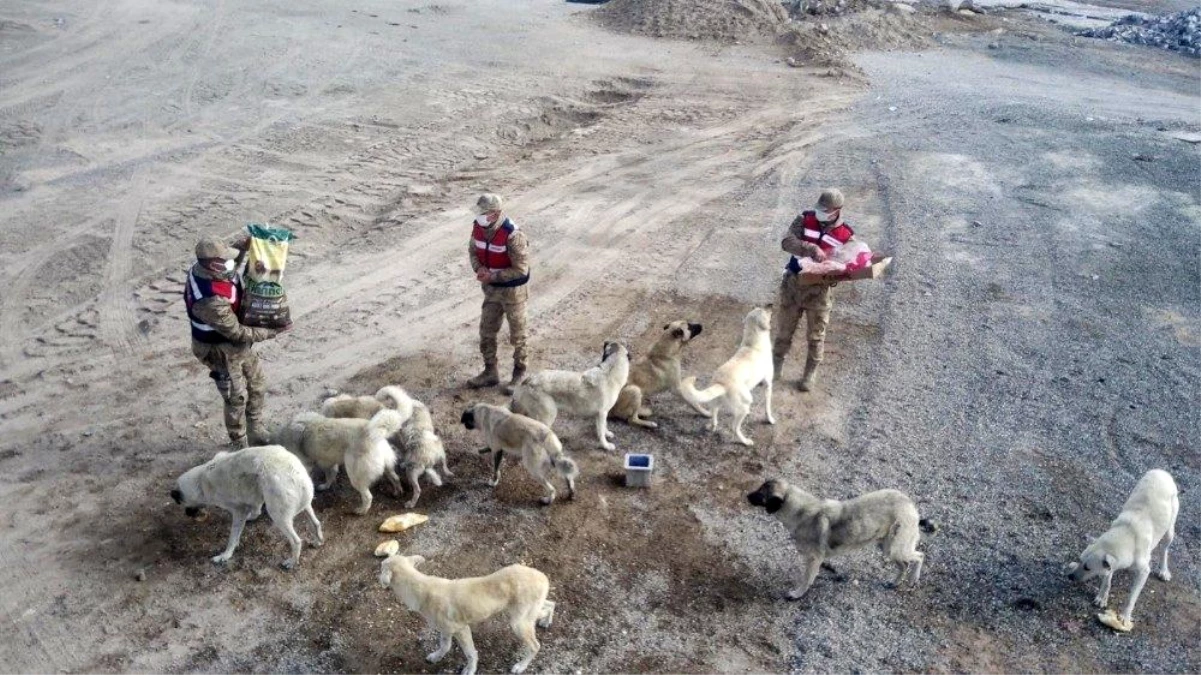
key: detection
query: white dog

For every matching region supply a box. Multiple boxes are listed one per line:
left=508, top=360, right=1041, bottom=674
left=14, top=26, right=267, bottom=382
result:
left=1067, top=469, right=1179, bottom=626
left=394, top=400, right=453, bottom=508
left=274, top=408, right=410, bottom=514
left=379, top=554, right=555, bottom=675
left=320, top=385, right=413, bottom=420
left=171, top=445, right=324, bottom=569
left=680, top=306, right=776, bottom=445
left=510, top=341, right=629, bottom=451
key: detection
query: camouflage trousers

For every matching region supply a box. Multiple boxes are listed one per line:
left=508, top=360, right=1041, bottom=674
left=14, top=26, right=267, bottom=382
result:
left=192, top=341, right=267, bottom=442
left=479, top=286, right=529, bottom=371
left=772, top=273, right=834, bottom=363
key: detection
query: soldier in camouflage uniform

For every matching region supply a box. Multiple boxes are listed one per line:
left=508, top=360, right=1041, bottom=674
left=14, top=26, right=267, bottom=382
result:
left=184, top=236, right=288, bottom=448
left=773, top=189, right=856, bottom=392
left=466, top=193, right=530, bottom=395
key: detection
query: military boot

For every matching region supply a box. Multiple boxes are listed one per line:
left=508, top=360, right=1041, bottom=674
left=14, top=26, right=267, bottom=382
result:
left=229, top=435, right=250, bottom=450
left=467, top=363, right=500, bottom=389
left=798, top=342, right=824, bottom=392
left=247, top=420, right=271, bottom=447
left=500, top=365, right=526, bottom=396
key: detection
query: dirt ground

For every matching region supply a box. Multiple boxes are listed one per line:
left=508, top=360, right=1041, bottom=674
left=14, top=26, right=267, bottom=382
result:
left=1, top=0, right=1198, bottom=673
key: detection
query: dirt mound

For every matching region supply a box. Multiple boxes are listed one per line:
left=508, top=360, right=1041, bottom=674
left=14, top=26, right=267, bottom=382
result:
left=596, top=0, right=789, bottom=42
left=1077, top=8, right=1201, bottom=58
left=779, top=7, right=933, bottom=67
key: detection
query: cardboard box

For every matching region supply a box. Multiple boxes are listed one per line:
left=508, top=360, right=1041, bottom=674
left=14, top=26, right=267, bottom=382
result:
left=798, top=253, right=893, bottom=286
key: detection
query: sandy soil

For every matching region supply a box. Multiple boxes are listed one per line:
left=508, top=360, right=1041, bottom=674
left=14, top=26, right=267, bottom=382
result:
left=0, top=0, right=1198, bottom=673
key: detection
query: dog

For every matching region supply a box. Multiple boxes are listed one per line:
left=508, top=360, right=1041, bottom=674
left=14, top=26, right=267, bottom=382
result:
left=1067, top=469, right=1179, bottom=625
left=608, top=320, right=709, bottom=428
left=379, top=554, right=555, bottom=675
left=394, top=400, right=453, bottom=508
left=510, top=341, right=629, bottom=451
left=320, top=385, right=414, bottom=420
left=273, top=407, right=410, bottom=515
left=171, top=445, right=324, bottom=569
left=460, top=402, right=578, bottom=505
left=680, top=306, right=776, bottom=445
left=747, top=478, right=936, bottom=599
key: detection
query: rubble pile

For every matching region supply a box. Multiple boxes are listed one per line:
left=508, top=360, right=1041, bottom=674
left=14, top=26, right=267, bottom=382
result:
left=784, top=0, right=884, bottom=18
left=1077, top=8, right=1201, bottom=57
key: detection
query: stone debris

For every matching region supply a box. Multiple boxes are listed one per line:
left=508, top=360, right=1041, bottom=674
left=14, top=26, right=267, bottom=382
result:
left=1077, top=8, right=1201, bottom=57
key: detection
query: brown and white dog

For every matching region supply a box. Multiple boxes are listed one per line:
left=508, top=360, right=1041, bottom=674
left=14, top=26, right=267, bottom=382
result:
left=608, top=320, right=709, bottom=428
left=747, top=478, right=936, bottom=599
left=461, top=402, right=578, bottom=505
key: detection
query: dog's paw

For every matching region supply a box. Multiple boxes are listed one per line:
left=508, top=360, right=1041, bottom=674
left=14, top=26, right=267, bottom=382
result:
left=601, top=441, right=617, bottom=451
left=1093, top=596, right=1108, bottom=608
left=404, top=499, right=419, bottom=509
left=352, top=507, right=370, bottom=516
left=785, top=588, right=807, bottom=601
left=738, top=438, right=755, bottom=447
left=487, top=479, right=500, bottom=488
left=211, top=553, right=232, bottom=565
left=604, top=430, right=615, bottom=439
left=539, top=496, right=554, bottom=506
left=511, top=664, right=528, bottom=674
left=315, top=484, right=333, bottom=493
left=1157, top=569, right=1172, bottom=582
left=426, top=651, right=445, bottom=664
left=279, top=559, right=297, bottom=571
left=765, top=415, right=776, bottom=426
left=307, top=538, right=324, bottom=548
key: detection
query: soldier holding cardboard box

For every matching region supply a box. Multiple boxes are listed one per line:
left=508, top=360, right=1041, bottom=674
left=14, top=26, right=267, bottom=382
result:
left=772, top=189, right=856, bottom=392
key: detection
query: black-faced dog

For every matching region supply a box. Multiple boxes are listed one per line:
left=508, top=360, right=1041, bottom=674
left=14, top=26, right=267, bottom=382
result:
left=747, top=478, right=935, bottom=599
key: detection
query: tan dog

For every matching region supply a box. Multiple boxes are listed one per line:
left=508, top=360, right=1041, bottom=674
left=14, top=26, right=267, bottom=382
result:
left=273, top=408, right=410, bottom=515
left=379, top=554, right=555, bottom=675
left=394, top=400, right=453, bottom=508
left=680, top=306, right=776, bottom=445
left=510, top=341, right=629, bottom=451
left=608, top=320, right=709, bottom=428
left=320, top=385, right=414, bottom=420
left=747, top=478, right=936, bottom=599
left=460, top=402, right=578, bottom=505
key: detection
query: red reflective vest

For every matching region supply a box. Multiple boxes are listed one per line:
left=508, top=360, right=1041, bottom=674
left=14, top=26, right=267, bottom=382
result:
left=184, top=268, right=242, bottom=343
left=472, top=218, right=529, bottom=288
left=786, top=211, right=855, bottom=274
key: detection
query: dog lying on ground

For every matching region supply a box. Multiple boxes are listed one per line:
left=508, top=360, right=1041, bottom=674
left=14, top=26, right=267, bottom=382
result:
left=681, top=306, right=775, bottom=445
left=1067, top=469, right=1179, bottom=626
left=320, top=385, right=413, bottom=420
left=747, top=478, right=936, bottom=599
left=274, top=408, right=410, bottom=515
left=608, top=320, right=709, bottom=428
left=394, top=399, right=453, bottom=508
left=379, top=554, right=555, bottom=675
left=461, top=402, right=578, bottom=505
left=171, top=445, right=324, bottom=569
left=510, top=341, right=629, bottom=451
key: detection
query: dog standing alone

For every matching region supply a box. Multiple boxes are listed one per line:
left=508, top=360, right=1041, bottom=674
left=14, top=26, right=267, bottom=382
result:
left=510, top=341, right=630, bottom=451
left=1067, top=469, right=1179, bottom=626
left=681, top=306, right=776, bottom=446
left=171, top=445, right=324, bottom=569
left=747, top=478, right=935, bottom=599
left=608, top=320, right=709, bottom=428
left=379, top=554, right=556, bottom=675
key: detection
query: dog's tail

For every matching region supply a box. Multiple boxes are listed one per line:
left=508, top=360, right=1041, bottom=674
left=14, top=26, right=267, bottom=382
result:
left=319, top=394, right=352, bottom=417
left=542, top=430, right=579, bottom=480
left=679, top=376, right=726, bottom=406
left=919, top=519, right=939, bottom=534
left=375, top=386, right=415, bottom=420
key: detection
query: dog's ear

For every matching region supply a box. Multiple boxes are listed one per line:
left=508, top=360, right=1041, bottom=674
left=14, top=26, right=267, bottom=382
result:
left=688, top=323, right=703, bottom=338
left=747, top=491, right=765, bottom=507
left=170, top=488, right=183, bottom=504
left=765, top=495, right=785, bottom=513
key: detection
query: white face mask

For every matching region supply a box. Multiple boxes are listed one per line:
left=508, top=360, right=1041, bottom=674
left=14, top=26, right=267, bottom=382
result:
left=223, top=259, right=237, bottom=273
